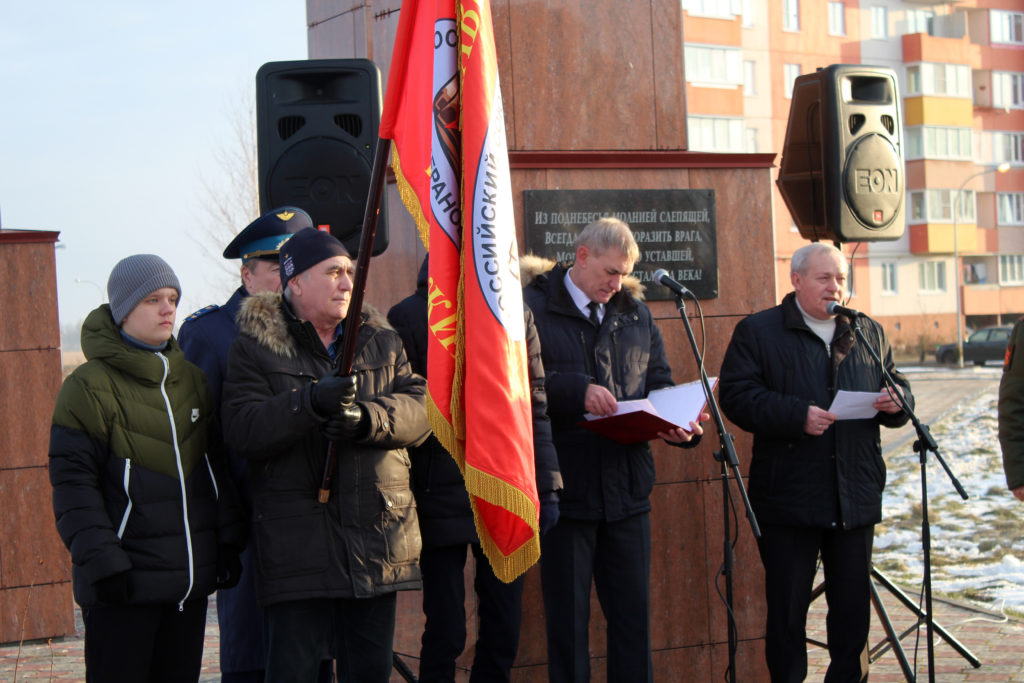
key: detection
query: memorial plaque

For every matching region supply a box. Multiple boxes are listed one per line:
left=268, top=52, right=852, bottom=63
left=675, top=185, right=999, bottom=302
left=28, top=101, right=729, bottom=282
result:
left=523, top=189, right=718, bottom=300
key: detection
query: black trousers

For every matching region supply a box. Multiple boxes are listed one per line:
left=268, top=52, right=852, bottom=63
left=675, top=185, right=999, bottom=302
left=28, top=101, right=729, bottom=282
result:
left=82, top=598, right=208, bottom=683
left=539, top=513, right=652, bottom=683
left=758, top=523, right=874, bottom=683
left=418, top=542, right=524, bottom=682
left=264, top=594, right=397, bottom=683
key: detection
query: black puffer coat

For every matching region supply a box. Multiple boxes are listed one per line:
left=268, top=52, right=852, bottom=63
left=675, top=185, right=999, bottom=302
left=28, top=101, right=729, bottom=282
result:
left=49, top=305, right=245, bottom=609
left=719, top=292, right=914, bottom=529
left=221, top=292, right=429, bottom=605
left=522, top=257, right=698, bottom=522
left=387, top=258, right=562, bottom=548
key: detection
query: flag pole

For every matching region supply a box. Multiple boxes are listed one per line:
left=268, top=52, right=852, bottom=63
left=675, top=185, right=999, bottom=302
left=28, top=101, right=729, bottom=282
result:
left=318, top=136, right=393, bottom=503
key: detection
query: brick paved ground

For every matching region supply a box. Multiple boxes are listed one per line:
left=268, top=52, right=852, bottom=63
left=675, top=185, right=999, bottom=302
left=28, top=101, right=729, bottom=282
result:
left=3, top=590, right=1023, bottom=682
left=806, top=569, right=1024, bottom=682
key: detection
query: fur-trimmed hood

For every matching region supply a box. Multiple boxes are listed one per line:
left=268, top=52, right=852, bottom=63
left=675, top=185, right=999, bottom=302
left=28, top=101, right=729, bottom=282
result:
left=235, top=290, right=391, bottom=358
left=519, top=253, right=645, bottom=300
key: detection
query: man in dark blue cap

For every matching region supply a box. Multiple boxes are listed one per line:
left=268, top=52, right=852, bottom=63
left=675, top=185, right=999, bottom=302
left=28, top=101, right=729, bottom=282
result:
left=178, top=206, right=313, bottom=683
left=221, top=227, right=428, bottom=682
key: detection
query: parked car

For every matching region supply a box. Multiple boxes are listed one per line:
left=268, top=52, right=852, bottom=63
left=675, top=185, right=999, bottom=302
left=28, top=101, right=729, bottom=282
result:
left=935, top=325, right=1012, bottom=365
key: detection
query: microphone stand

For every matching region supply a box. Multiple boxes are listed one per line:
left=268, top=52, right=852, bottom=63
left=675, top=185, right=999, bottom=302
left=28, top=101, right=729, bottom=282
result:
left=670, top=292, right=760, bottom=683
left=847, top=315, right=976, bottom=681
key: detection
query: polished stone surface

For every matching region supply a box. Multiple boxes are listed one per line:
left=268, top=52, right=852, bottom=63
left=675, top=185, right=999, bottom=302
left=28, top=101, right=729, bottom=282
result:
left=0, top=350, right=61, bottom=470
left=0, top=237, right=70, bottom=643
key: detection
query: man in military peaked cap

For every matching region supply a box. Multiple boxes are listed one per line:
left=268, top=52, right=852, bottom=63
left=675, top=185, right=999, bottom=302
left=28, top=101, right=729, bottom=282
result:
left=181, top=206, right=312, bottom=407
left=178, top=206, right=316, bottom=683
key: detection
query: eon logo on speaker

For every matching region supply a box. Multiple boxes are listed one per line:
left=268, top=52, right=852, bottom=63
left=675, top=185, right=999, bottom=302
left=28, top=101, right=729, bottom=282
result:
left=854, top=168, right=899, bottom=194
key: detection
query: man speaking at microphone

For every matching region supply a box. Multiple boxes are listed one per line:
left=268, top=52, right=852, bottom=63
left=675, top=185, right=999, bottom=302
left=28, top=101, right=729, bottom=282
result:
left=718, top=242, right=912, bottom=682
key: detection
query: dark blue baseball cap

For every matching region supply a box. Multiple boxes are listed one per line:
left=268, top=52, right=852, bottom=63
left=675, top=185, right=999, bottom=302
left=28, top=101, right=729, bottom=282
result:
left=279, top=227, right=351, bottom=291
left=222, top=206, right=314, bottom=260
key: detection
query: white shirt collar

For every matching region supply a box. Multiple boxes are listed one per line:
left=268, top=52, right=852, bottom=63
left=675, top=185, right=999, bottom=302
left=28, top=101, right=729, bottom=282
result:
left=564, top=267, right=602, bottom=321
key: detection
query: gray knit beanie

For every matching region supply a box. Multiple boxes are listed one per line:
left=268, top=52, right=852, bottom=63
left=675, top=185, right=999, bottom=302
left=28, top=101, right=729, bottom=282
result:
left=106, top=254, right=182, bottom=325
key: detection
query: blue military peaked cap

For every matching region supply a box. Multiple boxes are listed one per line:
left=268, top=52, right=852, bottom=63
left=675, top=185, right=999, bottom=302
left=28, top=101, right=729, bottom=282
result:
left=222, top=206, right=314, bottom=260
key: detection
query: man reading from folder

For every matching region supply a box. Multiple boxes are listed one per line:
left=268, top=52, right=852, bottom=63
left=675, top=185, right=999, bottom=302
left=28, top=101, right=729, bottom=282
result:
left=522, top=217, right=705, bottom=683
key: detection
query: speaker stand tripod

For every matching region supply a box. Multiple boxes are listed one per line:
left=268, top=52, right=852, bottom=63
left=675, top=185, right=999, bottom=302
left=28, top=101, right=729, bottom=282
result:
left=807, top=566, right=980, bottom=681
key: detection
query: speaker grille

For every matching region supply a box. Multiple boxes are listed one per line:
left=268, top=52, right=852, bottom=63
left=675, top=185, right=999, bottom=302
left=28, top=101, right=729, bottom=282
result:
left=278, top=116, right=306, bottom=140
left=848, top=114, right=865, bottom=135
left=881, top=115, right=895, bottom=135
left=334, top=114, right=363, bottom=138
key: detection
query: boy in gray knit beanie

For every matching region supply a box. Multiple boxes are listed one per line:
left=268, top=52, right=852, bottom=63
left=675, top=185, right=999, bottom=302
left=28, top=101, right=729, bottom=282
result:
left=107, top=254, right=182, bottom=325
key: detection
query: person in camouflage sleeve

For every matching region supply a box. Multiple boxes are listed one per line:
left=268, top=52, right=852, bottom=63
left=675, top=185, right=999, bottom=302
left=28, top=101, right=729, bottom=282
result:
left=998, top=319, right=1024, bottom=500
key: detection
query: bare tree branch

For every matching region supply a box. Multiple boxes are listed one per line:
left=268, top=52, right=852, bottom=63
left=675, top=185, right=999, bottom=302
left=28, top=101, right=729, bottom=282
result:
left=190, top=86, right=261, bottom=305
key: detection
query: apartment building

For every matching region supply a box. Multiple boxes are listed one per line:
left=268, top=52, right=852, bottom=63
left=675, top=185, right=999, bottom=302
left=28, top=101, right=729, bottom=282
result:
left=682, top=0, right=1024, bottom=355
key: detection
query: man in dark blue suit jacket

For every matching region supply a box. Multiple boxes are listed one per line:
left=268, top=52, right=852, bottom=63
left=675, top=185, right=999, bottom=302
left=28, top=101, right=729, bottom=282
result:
left=178, top=206, right=311, bottom=683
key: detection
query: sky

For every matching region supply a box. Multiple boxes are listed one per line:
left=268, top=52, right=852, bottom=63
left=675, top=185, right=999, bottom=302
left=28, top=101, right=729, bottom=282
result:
left=0, top=2, right=309, bottom=333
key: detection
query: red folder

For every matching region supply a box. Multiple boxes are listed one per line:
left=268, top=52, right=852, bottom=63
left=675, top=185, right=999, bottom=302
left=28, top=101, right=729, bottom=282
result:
left=577, top=378, right=716, bottom=445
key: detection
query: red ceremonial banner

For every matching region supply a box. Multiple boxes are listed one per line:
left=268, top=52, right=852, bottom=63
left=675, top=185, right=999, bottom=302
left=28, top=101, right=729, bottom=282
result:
left=380, top=0, right=540, bottom=581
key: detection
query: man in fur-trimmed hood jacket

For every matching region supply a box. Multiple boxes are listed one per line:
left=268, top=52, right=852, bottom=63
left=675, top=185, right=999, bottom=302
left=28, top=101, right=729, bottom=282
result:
left=221, top=227, right=429, bottom=682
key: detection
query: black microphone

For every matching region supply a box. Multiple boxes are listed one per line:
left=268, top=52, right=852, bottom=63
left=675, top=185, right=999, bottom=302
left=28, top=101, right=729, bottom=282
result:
left=826, top=301, right=865, bottom=318
left=652, top=269, right=692, bottom=298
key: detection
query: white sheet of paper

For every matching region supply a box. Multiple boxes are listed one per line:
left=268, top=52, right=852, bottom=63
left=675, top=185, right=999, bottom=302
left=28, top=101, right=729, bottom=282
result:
left=583, top=378, right=716, bottom=427
left=827, top=390, right=881, bottom=420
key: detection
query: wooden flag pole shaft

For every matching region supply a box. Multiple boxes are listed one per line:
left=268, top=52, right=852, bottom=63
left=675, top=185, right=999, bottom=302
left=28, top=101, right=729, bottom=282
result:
left=318, top=137, right=393, bottom=503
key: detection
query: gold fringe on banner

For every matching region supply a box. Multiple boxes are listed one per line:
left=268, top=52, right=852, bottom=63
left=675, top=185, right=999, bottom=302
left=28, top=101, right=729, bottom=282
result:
left=466, top=466, right=541, bottom=583
left=427, top=397, right=461, bottom=466
left=390, top=147, right=430, bottom=249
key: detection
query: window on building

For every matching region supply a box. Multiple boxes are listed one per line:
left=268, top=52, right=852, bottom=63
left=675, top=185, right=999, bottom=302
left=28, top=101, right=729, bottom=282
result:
left=991, top=10, right=1024, bottom=46
left=683, top=0, right=743, bottom=18
left=908, top=189, right=975, bottom=223
left=906, top=9, right=934, bottom=35
left=932, top=190, right=954, bottom=222
left=684, top=45, right=744, bottom=87
left=687, top=116, right=745, bottom=152
left=783, top=0, right=799, bottom=31
left=992, top=72, right=1024, bottom=110
left=910, top=192, right=926, bottom=222
left=905, top=126, right=973, bottom=160
left=905, top=65, right=919, bottom=95
left=784, top=63, right=801, bottom=99
left=994, top=131, right=1024, bottom=164
left=904, top=62, right=971, bottom=98
left=741, top=0, right=754, bottom=27
left=1000, top=255, right=1024, bottom=284
left=919, top=261, right=947, bottom=292
left=871, top=6, right=888, bottom=39
left=881, top=262, right=898, bottom=294
left=828, top=3, right=845, bottom=36
left=954, top=190, right=977, bottom=223
left=745, top=128, right=758, bottom=153
left=743, top=60, right=756, bottom=95
left=999, top=193, right=1024, bottom=225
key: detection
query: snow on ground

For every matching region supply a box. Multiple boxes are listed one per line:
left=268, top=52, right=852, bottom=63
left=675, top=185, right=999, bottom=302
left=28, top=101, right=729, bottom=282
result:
left=874, top=385, right=1024, bottom=612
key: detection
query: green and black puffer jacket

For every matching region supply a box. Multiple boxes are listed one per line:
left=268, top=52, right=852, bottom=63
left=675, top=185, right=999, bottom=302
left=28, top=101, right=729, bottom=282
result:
left=49, top=305, right=246, bottom=609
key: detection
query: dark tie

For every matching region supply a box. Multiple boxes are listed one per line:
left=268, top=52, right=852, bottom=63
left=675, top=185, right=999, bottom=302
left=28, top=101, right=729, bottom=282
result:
left=587, top=301, right=601, bottom=326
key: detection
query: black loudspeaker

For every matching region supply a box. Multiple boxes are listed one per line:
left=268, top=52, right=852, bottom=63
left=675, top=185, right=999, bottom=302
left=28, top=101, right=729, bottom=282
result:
left=256, top=59, right=388, bottom=256
left=777, top=64, right=905, bottom=243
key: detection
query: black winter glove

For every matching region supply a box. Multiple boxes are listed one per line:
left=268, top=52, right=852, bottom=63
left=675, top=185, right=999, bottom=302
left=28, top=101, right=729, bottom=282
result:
left=216, top=545, right=243, bottom=590
left=311, top=374, right=357, bottom=417
left=94, top=571, right=130, bottom=605
left=323, top=403, right=369, bottom=442
left=539, top=491, right=561, bottom=535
